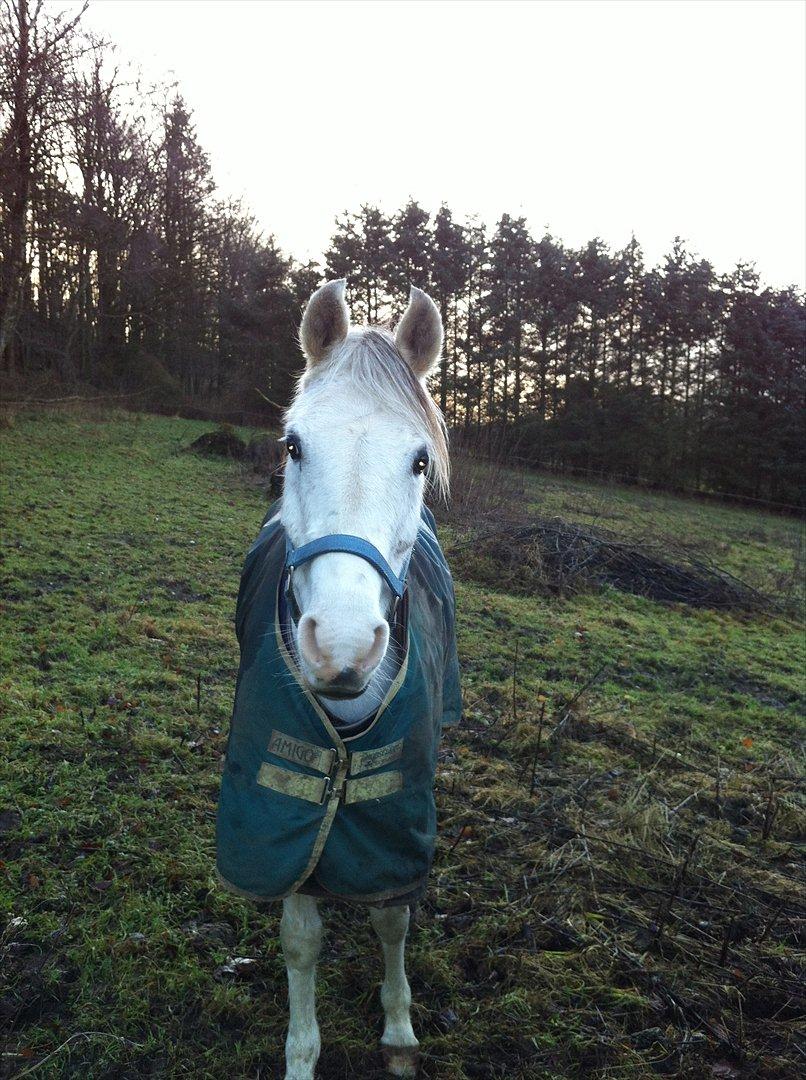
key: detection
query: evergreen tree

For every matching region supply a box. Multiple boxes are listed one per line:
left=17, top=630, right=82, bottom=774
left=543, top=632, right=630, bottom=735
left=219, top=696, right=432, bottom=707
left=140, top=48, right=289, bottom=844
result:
left=391, top=198, right=432, bottom=304
left=431, top=204, right=469, bottom=416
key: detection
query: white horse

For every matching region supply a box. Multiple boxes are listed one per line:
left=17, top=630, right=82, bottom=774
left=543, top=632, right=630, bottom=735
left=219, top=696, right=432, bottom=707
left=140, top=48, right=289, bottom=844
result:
left=278, top=280, right=449, bottom=1080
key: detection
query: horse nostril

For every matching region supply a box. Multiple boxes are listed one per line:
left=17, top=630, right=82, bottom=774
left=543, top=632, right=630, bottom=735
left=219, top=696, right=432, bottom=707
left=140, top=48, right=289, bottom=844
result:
left=298, top=614, right=326, bottom=668
left=356, top=621, right=389, bottom=674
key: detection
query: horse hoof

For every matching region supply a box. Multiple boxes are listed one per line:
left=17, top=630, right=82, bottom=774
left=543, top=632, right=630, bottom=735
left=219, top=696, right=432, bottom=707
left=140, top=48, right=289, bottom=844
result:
left=382, top=1044, right=419, bottom=1077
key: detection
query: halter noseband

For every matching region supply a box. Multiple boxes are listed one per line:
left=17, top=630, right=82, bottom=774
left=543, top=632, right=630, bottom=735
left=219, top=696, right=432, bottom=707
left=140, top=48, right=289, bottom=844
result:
left=285, top=534, right=408, bottom=601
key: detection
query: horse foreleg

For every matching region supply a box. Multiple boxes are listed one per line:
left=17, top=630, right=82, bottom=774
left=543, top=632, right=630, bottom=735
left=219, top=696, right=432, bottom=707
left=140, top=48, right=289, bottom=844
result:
left=369, top=904, right=419, bottom=1077
left=280, top=894, right=323, bottom=1080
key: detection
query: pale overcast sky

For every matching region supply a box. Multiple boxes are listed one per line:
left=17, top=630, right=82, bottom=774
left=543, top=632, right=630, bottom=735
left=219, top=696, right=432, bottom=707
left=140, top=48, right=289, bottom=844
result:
left=65, top=0, right=805, bottom=288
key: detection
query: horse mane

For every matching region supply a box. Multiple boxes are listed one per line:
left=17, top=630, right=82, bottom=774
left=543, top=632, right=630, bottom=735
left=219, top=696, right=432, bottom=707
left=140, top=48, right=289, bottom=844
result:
left=289, top=327, right=450, bottom=499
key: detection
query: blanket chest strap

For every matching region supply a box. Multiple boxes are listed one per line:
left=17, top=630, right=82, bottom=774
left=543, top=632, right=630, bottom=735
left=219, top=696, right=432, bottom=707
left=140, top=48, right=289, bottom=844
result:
left=343, top=770, right=403, bottom=803
left=257, top=762, right=329, bottom=803
left=267, top=729, right=404, bottom=781
left=267, top=730, right=336, bottom=775
left=257, top=761, right=402, bottom=805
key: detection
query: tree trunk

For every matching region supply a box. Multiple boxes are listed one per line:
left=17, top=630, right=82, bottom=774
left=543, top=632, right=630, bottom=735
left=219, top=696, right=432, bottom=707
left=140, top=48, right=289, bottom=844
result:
left=1, top=0, right=32, bottom=372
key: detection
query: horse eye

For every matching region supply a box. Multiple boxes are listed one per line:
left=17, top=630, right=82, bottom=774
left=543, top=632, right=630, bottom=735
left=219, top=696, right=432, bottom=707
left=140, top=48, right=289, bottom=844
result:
left=285, top=436, right=301, bottom=461
left=413, top=451, right=429, bottom=476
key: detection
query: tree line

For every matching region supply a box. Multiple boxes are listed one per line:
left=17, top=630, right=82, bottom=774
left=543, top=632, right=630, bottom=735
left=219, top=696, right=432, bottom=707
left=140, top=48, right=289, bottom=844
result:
left=2, top=0, right=803, bottom=505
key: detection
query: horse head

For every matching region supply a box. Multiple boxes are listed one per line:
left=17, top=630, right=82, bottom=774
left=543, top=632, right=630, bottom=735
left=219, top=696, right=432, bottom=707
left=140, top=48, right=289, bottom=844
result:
left=280, top=279, right=448, bottom=697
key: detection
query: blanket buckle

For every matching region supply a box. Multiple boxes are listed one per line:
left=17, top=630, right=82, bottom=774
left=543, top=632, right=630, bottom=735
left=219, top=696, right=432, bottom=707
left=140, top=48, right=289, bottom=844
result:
left=320, top=755, right=347, bottom=805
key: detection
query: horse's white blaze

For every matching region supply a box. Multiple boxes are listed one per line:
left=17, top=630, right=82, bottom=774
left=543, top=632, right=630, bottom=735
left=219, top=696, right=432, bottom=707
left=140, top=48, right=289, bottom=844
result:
left=283, top=380, right=425, bottom=690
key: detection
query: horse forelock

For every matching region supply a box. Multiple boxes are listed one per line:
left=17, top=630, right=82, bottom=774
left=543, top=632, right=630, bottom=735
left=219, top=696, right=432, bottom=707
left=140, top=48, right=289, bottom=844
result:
left=286, top=326, right=450, bottom=499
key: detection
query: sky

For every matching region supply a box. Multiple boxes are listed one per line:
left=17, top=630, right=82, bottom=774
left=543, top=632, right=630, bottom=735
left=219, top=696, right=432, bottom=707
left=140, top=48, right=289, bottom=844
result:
left=63, top=0, right=806, bottom=289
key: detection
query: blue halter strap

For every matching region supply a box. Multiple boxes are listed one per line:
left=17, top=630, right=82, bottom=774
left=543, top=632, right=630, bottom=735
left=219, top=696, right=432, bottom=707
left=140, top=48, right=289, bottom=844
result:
left=285, top=534, right=407, bottom=600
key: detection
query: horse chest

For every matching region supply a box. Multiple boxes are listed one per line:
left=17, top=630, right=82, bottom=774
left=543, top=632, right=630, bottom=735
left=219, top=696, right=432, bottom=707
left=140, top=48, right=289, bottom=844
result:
left=216, top=505, right=461, bottom=904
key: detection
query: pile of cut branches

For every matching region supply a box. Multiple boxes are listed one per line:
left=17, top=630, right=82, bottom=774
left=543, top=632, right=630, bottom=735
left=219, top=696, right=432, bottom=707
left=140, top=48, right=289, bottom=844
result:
left=448, top=517, right=775, bottom=611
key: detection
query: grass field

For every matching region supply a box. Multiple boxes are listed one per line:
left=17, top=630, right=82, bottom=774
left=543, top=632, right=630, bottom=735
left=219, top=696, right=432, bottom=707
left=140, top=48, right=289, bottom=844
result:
left=1, top=412, right=804, bottom=1079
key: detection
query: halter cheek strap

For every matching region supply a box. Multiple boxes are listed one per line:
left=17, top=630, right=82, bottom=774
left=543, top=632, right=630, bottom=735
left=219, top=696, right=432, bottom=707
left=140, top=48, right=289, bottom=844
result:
left=285, top=534, right=408, bottom=600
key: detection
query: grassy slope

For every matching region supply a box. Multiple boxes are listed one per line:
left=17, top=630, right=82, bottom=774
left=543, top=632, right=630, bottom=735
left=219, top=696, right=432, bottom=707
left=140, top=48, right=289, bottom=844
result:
left=523, top=470, right=803, bottom=600
left=1, top=414, right=803, bottom=1079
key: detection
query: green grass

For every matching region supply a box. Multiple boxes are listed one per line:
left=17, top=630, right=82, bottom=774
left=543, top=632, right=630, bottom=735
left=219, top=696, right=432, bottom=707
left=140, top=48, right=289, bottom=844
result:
left=1, top=412, right=804, bottom=1079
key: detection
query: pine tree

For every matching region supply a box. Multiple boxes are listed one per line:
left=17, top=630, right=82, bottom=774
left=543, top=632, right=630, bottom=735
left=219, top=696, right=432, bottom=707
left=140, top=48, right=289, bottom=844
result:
left=431, top=204, right=469, bottom=417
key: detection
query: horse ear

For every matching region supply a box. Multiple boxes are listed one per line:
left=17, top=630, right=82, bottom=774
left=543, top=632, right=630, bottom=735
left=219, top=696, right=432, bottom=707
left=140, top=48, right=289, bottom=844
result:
left=395, top=286, right=443, bottom=379
left=299, top=279, right=350, bottom=367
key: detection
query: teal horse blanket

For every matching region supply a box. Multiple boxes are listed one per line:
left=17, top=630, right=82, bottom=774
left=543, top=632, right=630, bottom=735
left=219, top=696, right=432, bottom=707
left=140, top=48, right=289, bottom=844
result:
left=216, top=504, right=461, bottom=904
